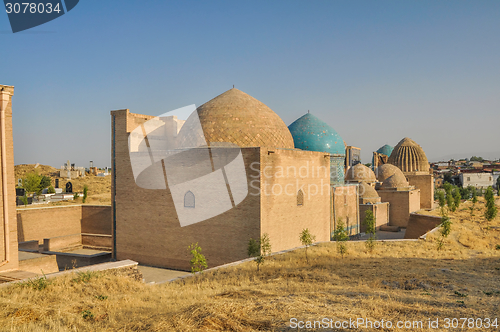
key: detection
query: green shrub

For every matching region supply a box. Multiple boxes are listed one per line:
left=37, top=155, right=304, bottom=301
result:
left=364, top=210, right=377, bottom=253
left=484, top=186, right=498, bottom=226
left=437, top=215, right=452, bottom=250
left=333, top=219, right=349, bottom=258
left=248, top=233, right=272, bottom=271
left=47, top=186, right=55, bottom=194
left=18, top=273, right=50, bottom=291
left=188, top=242, right=208, bottom=273
left=82, top=310, right=94, bottom=320
left=299, top=228, right=316, bottom=264
left=82, top=185, right=88, bottom=203
left=21, top=194, right=28, bottom=206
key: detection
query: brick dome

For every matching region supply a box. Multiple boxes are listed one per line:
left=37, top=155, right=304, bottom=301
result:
left=375, top=164, right=404, bottom=182
left=380, top=172, right=410, bottom=189
left=180, top=88, right=294, bottom=149
left=359, top=182, right=380, bottom=203
left=346, top=164, right=377, bottom=183
left=388, top=137, right=429, bottom=173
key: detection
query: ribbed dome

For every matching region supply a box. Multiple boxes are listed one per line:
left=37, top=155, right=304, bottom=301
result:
left=346, top=164, right=377, bottom=183
left=376, top=144, right=394, bottom=157
left=388, top=137, right=429, bottom=173
left=288, top=113, right=345, bottom=156
left=380, top=172, right=410, bottom=189
left=181, top=88, right=294, bottom=148
left=375, top=164, right=404, bottom=182
left=359, top=182, right=380, bottom=203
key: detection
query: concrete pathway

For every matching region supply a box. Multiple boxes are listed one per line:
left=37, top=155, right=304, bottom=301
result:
left=137, top=265, right=190, bottom=284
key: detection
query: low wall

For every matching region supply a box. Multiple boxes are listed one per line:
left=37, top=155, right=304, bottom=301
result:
left=19, top=255, right=59, bottom=274
left=43, top=234, right=82, bottom=252
left=18, top=240, right=39, bottom=252
left=17, top=205, right=81, bottom=244
left=17, top=205, right=112, bottom=244
left=82, top=233, right=112, bottom=249
left=404, top=213, right=442, bottom=239
left=43, top=251, right=112, bottom=270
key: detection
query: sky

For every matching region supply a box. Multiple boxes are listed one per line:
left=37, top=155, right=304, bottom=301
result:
left=1, top=0, right=500, bottom=167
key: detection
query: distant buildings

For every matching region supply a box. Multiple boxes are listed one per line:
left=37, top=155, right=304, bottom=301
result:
left=430, top=158, right=500, bottom=189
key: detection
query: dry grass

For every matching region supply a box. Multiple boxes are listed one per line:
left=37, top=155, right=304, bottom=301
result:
left=15, top=164, right=111, bottom=206
left=1, top=198, right=499, bottom=331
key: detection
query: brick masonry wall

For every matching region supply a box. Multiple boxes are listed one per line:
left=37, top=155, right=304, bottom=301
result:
left=19, top=255, right=59, bottom=274
left=359, top=202, right=389, bottom=233
left=81, top=205, right=111, bottom=235
left=112, top=110, right=261, bottom=271
left=378, top=189, right=421, bottom=227
left=259, top=148, right=330, bottom=252
left=404, top=213, right=441, bottom=239
left=406, top=174, right=434, bottom=209
left=17, top=206, right=82, bottom=244
left=0, top=87, right=18, bottom=272
left=332, top=185, right=359, bottom=237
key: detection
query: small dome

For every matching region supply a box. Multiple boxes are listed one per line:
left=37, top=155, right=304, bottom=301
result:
left=380, top=172, right=410, bottom=189
left=180, top=88, right=294, bottom=149
left=359, top=182, right=380, bottom=204
left=346, top=164, right=377, bottom=183
left=388, top=137, right=429, bottom=173
left=288, top=113, right=345, bottom=156
left=376, top=144, right=394, bottom=157
left=375, top=164, right=404, bottom=182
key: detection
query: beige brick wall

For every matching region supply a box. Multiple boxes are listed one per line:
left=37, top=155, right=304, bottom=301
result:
left=332, top=185, right=359, bottom=237
left=407, top=174, right=434, bottom=209
left=17, top=206, right=82, bottom=244
left=359, top=202, right=389, bottom=233
left=378, top=189, right=420, bottom=227
left=259, top=148, right=330, bottom=252
left=16, top=205, right=111, bottom=247
left=81, top=205, right=111, bottom=234
left=404, top=213, right=442, bottom=239
left=0, top=86, right=18, bottom=272
left=112, top=110, right=261, bottom=270
left=19, top=255, right=59, bottom=274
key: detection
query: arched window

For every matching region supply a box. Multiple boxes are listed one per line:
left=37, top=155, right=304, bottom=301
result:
left=184, top=191, right=195, bottom=208
left=297, top=190, right=304, bottom=206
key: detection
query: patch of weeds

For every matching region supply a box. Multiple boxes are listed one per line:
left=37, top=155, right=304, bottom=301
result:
left=72, top=270, right=98, bottom=284
left=456, top=300, right=465, bottom=304
left=421, top=292, right=432, bottom=296
left=96, top=294, right=108, bottom=301
left=18, top=272, right=51, bottom=291
left=455, top=291, right=468, bottom=297
left=495, top=244, right=500, bottom=250
left=483, top=290, right=499, bottom=296
left=81, top=310, right=94, bottom=320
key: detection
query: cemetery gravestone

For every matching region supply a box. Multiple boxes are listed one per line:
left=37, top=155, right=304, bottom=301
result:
left=66, top=182, right=73, bottom=193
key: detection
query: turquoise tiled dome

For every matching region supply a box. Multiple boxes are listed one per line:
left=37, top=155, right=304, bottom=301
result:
left=288, top=113, right=345, bottom=156
left=376, top=144, right=394, bottom=157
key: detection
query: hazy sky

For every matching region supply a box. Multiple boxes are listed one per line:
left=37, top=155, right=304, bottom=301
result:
left=2, top=1, right=499, bottom=167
